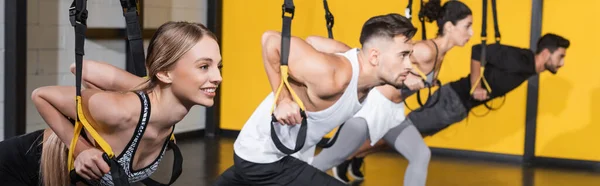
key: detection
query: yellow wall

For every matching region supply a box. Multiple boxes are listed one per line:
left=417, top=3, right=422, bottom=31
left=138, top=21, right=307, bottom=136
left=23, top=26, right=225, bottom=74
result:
left=534, top=0, right=600, bottom=161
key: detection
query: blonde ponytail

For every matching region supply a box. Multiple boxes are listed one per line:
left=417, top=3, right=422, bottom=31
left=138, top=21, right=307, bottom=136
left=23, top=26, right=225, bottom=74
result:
left=40, top=133, right=69, bottom=186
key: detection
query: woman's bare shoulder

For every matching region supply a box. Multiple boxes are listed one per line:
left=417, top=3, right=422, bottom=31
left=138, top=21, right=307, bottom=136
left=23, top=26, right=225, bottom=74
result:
left=81, top=90, right=140, bottom=130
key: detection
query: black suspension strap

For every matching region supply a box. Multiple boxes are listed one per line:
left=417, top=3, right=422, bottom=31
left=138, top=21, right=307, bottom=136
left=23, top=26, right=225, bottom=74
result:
left=323, top=0, right=334, bottom=39
left=405, top=0, right=413, bottom=19
left=406, top=0, right=427, bottom=40
left=120, top=0, right=146, bottom=77
left=404, top=41, right=442, bottom=112
left=315, top=0, right=343, bottom=149
left=269, top=0, right=309, bottom=155
left=418, top=0, right=427, bottom=41
left=140, top=139, right=183, bottom=186
left=469, top=0, right=506, bottom=117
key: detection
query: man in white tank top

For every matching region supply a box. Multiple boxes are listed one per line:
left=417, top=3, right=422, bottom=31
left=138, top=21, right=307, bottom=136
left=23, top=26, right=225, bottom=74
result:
left=214, top=13, right=418, bottom=186
left=304, top=35, right=431, bottom=183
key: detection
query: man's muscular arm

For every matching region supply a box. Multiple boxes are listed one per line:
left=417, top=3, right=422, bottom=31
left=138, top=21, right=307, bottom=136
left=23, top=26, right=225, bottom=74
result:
left=306, top=35, right=351, bottom=53
left=261, top=31, right=344, bottom=124
left=262, top=31, right=342, bottom=100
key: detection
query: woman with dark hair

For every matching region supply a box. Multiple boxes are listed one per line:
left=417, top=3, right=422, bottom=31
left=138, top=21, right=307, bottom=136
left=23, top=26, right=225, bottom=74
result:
left=307, top=1, right=473, bottom=185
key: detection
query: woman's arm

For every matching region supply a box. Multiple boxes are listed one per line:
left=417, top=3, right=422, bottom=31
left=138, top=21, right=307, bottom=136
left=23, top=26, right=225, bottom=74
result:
left=70, top=60, right=147, bottom=91
left=32, top=86, right=93, bottom=158
left=33, top=86, right=129, bottom=179
left=32, top=86, right=128, bottom=156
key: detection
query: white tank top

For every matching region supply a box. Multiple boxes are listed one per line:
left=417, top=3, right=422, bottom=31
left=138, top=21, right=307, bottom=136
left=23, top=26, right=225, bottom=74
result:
left=353, top=88, right=406, bottom=146
left=234, top=48, right=363, bottom=164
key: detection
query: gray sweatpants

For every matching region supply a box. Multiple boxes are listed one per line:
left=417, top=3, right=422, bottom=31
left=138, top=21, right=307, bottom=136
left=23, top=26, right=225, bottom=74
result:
left=408, top=84, right=468, bottom=136
left=310, top=84, right=467, bottom=186
left=311, top=118, right=430, bottom=186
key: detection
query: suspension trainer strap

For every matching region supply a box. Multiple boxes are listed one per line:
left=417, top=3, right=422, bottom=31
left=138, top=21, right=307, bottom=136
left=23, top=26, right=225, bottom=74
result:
left=120, top=0, right=146, bottom=77
left=269, top=0, right=308, bottom=155
left=468, top=0, right=506, bottom=117
left=418, top=0, right=426, bottom=40
left=406, top=0, right=426, bottom=40
left=323, top=0, right=334, bottom=39
left=482, top=0, right=505, bottom=110
left=401, top=0, right=434, bottom=112
left=404, top=40, right=441, bottom=112
left=67, top=0, right=127, bottom=185
left=405, top=0, right=413, bottom=19
left=469, top=0, right=492, bottom=95
left=403, top=0, right=429, bottom=82
left=491, top=0, right=500, bottom=44
left=414, top=0, right=431, bottom=84
left=316, top=0, right=342, bottom=149
left=141, top=131, right=183, bottom=186
left=67, top=1, right=129, bottom=185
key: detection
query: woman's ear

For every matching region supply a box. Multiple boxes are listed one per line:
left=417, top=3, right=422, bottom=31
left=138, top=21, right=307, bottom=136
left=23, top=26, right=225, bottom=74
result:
left=155, top=71, right=173, bottom=84
left=443, top=21, right=454, bottom=34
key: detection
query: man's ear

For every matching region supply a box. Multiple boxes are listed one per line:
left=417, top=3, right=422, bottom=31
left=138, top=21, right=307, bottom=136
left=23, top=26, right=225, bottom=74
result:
left=542, top=48, right=553, bottom=61
left=368, top=48, right=380, bottom=66
left=156, top=71, right=173, bottom=84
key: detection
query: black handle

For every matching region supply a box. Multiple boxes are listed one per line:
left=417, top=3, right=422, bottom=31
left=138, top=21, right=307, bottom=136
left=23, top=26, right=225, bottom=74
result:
left=270, top=109, right=308, bottom=155
left=69, top=153, right=111, bottom=185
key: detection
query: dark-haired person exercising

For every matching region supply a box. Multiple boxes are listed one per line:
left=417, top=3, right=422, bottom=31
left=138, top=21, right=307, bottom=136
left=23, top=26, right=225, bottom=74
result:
left=213, top=13, right=418, bottom=186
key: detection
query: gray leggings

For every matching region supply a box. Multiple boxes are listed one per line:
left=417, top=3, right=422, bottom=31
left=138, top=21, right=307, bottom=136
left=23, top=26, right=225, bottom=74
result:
left=311, top=118, right=430, bottom=186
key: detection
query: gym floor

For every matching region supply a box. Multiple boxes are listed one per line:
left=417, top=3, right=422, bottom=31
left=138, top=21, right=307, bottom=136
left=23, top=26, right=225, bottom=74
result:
left=146, top=136, right=600, bottom=186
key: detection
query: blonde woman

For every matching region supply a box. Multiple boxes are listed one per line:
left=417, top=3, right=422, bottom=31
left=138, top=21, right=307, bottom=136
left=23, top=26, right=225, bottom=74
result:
left=0, top=21, right=222, bottom=186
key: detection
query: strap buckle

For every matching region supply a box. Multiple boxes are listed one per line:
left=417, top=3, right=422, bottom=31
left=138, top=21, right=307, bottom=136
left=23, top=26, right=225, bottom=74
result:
left=69, top=6, right=88, bottom=26
left=282, top=4, right=295, bottom=19
left=418, top=10, right=426, bottom=22
left=120, top=0, right=140, bottom=15
left=119, top=0, right=130, bottom=9
left=481, top=36, right=488, bottom=42
left=325, top=11, right=334, bottom=29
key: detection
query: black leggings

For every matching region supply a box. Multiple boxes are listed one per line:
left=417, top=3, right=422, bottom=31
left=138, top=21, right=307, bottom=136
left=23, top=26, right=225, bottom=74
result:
left=214, top=153, right=346, bottom=186
left=0, top=129, right=44, bottom=186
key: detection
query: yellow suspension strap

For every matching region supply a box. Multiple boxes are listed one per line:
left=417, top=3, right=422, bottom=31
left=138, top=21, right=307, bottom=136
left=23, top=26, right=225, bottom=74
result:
left=67, top=1, right=130, bottom=185
left=469, top=0, right=505, bottom=117
left=269, top=0, right=309, bottom=155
